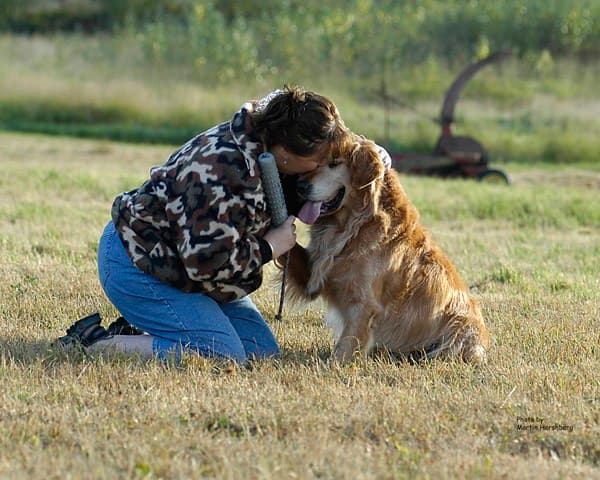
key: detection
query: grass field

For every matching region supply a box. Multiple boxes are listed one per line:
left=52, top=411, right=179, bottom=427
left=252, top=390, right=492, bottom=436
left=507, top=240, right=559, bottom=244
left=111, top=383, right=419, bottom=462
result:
left=1, top=131, right=598, bottom=479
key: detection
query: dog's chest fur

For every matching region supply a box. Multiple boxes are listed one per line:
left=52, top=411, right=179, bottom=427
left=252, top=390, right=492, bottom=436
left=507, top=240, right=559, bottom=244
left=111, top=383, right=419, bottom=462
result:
left=305, top=219, right=369, bottom=298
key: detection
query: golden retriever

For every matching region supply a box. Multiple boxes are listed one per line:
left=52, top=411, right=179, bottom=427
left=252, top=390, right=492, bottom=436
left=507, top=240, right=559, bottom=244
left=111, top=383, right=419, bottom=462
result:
left=287, top=138, right=489, bottom=364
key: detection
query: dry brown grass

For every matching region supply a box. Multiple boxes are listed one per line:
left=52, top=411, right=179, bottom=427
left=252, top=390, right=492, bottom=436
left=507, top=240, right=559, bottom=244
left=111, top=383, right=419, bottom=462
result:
left=1, top=132, right=598, bottom=479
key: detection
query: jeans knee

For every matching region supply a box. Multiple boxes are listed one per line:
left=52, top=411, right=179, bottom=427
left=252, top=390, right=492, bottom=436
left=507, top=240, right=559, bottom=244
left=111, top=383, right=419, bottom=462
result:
left=155, top=337, right=248, bottom=364
left=261, top=339, right=281, bottom=358
left=243, top=337, right=280, bottom=360
left=194, top=337, right=247, bottom=364
left=220, top=344, right=248, bottom=363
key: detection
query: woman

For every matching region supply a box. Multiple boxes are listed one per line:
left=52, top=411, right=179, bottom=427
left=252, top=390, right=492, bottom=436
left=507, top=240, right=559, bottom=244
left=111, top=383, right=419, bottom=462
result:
left=57, top=85, right=351, bottom=363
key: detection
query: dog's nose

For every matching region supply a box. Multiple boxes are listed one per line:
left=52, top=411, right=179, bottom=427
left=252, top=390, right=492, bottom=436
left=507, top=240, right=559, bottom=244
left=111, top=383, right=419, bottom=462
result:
left=296, top=178, right=312, bottom=198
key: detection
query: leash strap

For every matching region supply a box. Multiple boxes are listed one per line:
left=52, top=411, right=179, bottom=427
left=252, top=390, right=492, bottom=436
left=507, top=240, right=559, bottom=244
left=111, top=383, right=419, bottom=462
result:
left=275, top=252, right=290, bottom=320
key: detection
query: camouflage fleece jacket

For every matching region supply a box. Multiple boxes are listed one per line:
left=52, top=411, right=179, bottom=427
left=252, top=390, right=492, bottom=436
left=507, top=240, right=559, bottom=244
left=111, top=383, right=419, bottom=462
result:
left=111, top=102, right=272, bottom=302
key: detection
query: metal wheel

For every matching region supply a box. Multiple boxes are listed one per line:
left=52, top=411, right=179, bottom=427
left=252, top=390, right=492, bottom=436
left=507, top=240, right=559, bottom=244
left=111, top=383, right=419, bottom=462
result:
left=477, top=168, right=510, bottom=184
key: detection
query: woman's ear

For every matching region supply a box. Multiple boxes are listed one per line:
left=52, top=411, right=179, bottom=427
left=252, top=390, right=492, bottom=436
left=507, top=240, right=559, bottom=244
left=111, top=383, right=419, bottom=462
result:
left=350, top=142, right=384, bottom=190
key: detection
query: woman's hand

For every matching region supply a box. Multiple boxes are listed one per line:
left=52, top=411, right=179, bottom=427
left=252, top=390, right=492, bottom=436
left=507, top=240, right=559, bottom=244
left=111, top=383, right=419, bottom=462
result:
left=263, top=216, right=297, bottom=259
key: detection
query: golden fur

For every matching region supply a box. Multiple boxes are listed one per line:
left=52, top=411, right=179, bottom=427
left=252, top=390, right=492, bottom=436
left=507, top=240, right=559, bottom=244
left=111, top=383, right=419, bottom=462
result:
left=286, top=139, right=489, bottom=364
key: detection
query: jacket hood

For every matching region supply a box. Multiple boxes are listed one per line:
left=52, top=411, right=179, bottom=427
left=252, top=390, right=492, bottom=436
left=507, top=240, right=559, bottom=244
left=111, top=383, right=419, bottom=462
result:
left=230, top=101, right=264, bottom=176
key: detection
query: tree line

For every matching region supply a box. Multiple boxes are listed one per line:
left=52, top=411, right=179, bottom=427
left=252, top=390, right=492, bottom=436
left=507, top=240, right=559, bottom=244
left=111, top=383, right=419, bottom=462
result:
left=2, top=0, right=598, bottom=61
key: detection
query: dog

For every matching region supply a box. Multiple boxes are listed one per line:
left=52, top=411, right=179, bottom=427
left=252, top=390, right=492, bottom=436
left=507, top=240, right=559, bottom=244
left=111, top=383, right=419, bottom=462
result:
left=286, top=137, right=489, bottom=364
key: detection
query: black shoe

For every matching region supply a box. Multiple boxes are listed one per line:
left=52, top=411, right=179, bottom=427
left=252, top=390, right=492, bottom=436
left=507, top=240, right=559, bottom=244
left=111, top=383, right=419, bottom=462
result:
left=106, top=316, right=145, bottom=336
left=54, top=312, right=110, bottom=349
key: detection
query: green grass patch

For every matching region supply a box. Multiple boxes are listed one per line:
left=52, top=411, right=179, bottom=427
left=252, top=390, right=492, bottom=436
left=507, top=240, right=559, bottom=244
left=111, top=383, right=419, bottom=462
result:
left=405, top=177, right=599, bottom=229
left=0, top=119, right=200, bottom=145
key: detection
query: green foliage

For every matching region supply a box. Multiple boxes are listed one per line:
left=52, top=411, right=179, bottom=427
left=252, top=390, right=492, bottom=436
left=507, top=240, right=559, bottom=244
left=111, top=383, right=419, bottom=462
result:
left=0, top=2, right=598, bottom=162
left=0, top=0, right=189, bottom=32
left=124, top=0, right=600, bottom=86
left=1, top=1, right=599, bottom=66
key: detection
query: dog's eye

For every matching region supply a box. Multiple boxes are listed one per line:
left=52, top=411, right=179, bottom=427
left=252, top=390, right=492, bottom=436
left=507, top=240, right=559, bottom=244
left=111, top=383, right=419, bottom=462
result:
left=328, top=161, right=340, bottom=169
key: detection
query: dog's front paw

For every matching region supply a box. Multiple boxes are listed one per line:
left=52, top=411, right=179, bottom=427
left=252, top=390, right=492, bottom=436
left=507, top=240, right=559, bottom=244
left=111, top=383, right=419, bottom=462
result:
left=332, top=350, right=351, bottom=365
left=306, top=286, right=321, bottom=300
left=333, top=338, right=361, bottom=365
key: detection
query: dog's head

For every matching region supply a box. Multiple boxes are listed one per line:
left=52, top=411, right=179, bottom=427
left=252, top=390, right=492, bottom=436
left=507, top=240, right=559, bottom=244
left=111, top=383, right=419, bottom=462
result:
left=296, top=139, right=385, bottom=224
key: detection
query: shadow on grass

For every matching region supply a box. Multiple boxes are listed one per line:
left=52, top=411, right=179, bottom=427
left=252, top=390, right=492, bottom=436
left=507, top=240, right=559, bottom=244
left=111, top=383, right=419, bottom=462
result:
left=0, top=336, right=434, bottom=371
left=0, top=336, right=95, bottom=366
left=278, top=345, right=434, bottom=368
left=0, top=336, right=150, bottom=367
left=279, top=345, right=331, bottom=365
left=0, top=335, right=330, bottom=370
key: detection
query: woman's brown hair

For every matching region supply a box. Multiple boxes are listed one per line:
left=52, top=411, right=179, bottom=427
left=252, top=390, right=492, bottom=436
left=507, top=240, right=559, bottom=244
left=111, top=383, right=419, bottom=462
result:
left=250, top=84, right=351, bottom=160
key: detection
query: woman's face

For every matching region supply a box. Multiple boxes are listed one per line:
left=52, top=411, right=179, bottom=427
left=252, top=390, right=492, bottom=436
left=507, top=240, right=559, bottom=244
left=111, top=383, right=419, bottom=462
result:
left=270, top=143, right=330, bottom=175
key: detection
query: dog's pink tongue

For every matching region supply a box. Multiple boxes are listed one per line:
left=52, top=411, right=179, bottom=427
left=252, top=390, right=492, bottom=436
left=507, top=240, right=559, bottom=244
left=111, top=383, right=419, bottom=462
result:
left=297, top=201, right=322, bottom=225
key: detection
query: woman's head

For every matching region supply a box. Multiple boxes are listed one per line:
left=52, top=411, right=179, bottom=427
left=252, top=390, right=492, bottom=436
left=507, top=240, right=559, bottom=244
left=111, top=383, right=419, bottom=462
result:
left=251, top=85, right=351, bottom=173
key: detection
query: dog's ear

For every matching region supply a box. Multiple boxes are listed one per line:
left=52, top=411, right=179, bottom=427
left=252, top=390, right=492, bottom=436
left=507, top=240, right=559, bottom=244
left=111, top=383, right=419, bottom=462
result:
left=349, top=141, right=384, bottom=190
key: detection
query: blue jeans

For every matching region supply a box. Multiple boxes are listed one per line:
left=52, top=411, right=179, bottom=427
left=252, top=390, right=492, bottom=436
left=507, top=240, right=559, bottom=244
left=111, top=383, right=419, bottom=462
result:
left=97, top=221, right=280, bottom=362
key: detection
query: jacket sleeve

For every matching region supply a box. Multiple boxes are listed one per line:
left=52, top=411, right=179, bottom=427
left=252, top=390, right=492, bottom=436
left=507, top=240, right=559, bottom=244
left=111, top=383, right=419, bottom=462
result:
left=162, top=153, right=266, bottom=287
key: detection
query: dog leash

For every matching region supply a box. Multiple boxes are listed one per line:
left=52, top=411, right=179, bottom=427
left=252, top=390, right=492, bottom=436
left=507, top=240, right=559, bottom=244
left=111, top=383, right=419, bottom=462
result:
left=275, top=252, right=290, bottom=320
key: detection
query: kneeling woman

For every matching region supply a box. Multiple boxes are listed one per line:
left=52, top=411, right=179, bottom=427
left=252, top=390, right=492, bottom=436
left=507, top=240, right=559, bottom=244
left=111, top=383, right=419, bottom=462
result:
left=57, top=85, right=350, bottom=363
